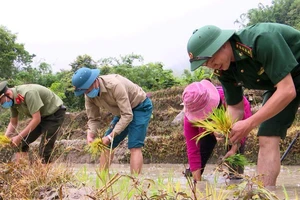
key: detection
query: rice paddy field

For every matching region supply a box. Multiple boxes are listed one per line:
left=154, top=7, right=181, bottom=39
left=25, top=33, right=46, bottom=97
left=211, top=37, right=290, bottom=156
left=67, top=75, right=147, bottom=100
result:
left=1, top=161, right=300, bottom=199
left=1, top=87, right=300, bottom=199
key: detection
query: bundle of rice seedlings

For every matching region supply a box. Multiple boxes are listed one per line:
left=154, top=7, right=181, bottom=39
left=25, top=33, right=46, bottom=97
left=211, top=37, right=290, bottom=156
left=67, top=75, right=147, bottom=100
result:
left=224, top=153, right=249, bottom=168
left=85, top=138, right=109, bottom=158
left=192, top=106, right=234, bottom=147
left=0, top=135, right=11, bottom=149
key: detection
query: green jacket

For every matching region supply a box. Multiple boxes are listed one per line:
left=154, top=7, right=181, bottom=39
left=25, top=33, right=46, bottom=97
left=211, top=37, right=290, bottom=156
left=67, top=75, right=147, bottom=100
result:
left=217, top=23, right=300, bottom=105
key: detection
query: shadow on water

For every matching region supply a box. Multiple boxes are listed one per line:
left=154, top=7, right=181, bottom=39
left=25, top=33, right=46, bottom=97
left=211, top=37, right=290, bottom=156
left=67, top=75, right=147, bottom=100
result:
left=71, top=163, right=300, bottom=199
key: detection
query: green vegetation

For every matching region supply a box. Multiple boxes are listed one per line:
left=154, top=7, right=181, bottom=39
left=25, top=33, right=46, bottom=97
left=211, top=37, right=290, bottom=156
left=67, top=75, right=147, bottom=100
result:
left=224, top=154, right=250, bottom=169
left=0, top=157, right=287, bottom=199
left=1, top=1, right=300, bottom=199
left=235, top=0, right=300, bottom=29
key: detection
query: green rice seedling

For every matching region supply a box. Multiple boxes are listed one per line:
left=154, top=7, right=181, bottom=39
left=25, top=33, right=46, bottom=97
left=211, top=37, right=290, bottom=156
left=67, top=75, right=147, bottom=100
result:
left=192, top=106, right=234, bottom=148
left=74, top=165, right=95, bottom=186
left=0, top=134, right=11, bottom=149
left=224, top=154, right=249, bottom=169
left=85, top=138, right=110, bottom=159
left=282, top=185, right=290, bottom=200
left=281, top=184, right=300, bottom=200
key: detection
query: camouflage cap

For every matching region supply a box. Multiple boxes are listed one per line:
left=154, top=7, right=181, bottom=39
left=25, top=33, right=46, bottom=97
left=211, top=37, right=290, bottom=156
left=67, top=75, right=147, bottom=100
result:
left=0, top=81, right=8, bottom=98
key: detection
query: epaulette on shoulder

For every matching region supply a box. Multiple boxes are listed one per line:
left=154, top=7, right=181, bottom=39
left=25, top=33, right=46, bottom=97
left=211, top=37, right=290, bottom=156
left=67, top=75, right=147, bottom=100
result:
left=236, top=42, right=253, bottom=58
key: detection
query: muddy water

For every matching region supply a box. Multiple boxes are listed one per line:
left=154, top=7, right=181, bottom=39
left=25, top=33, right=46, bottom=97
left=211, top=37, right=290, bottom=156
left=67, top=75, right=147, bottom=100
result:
left=70, top=163, right=300, bottom=199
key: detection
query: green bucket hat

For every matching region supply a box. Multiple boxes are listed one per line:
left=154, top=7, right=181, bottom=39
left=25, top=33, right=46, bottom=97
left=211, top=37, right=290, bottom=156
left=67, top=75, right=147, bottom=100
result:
left=187, top=25, right=235, bottom=71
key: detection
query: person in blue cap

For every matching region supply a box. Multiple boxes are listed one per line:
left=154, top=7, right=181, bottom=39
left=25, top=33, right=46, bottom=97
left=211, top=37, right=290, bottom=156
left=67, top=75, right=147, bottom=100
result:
left=186, top=23, right=300, bottom=187
left=71, top=67, right=153, bottom=174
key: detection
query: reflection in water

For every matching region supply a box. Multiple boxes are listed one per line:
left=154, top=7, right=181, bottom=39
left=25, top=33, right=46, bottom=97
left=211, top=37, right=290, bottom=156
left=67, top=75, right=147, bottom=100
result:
left=70, top=163, right=300, bottom=199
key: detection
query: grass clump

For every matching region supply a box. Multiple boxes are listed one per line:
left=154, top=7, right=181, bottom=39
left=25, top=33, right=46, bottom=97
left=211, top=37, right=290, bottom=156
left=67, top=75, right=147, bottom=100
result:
left=85, top=138, right=109, bottom=158
left=0, top=160, right=75, bottom=199
left=192, top=106, right=234, bottom=148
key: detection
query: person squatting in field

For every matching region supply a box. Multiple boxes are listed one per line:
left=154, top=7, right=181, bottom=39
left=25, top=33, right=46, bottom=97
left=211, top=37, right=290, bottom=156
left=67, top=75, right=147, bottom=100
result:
left=182, top=79, right=251, bottom=181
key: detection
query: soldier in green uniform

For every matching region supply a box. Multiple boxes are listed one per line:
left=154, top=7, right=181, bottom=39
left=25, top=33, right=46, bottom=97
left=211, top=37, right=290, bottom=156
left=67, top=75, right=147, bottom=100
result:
left=186, top=23, right=300, bottom=187
left=0, top=81, right=66, bottom=163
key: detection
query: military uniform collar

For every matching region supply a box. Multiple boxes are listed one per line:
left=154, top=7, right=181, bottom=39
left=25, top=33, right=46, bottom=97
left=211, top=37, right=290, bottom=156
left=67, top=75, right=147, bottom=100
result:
left=11, top=88, right=17, bottom=104
left=215, top=38, right=253, bottom=78
left=11, top=88, right=26, bottom=104
left=11, top=88, right=17, bottom=97
left=230, top=38, right=253, bottom=62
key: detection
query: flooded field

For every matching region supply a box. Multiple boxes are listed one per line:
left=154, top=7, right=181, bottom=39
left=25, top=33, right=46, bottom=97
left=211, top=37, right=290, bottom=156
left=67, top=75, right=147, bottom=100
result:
left=70, top=163, right=300, bottom=199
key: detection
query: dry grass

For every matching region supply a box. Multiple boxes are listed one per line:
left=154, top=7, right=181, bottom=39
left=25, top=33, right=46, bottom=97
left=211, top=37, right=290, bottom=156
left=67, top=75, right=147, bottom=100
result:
left=0, top=157, right=290, bottom=200
left=0, top=159, right=74, bottom=199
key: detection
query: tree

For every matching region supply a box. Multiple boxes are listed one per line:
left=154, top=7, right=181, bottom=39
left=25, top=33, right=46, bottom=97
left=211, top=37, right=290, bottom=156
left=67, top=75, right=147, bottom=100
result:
left=285, top=0, right=300, bottom=29
left=272, top=0, right=295, bottom=25
left=70, top=54, right=98, bottom=72
left=49, top=70, right=85, bottom=111
left=38, top=62, right=52, bottom=74
left=236, top=0, right=300, bottom=29
left=130, top=62, right=179, bottom=91
left=247, top=3, right=275, bottom=25
left=98, top=53, right=144, bottom=68
left=10, top=62, right=57, bottom=87
left=0, top=26, right=34, bottom=79
left=181, top=68, right=213, bottom=85
left=99, top=54, right=180, bottom=91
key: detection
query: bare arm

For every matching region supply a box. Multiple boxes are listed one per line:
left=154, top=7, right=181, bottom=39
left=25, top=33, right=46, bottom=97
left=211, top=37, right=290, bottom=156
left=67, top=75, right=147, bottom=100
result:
left=223, top=101, right=244, bottom=157
left=10, top=111, right=41, bottom=146
left=246, top=73, right=296, bottom=129
left=230, top=74, right=296, bottom=144
left=19, top=111, right=41, bottom=138
left=5, top=117, right=18, bottom=137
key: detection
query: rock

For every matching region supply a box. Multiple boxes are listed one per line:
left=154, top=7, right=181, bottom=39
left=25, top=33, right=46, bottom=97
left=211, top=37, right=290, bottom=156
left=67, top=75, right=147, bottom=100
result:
left=171, top=110, right=184, bottom=126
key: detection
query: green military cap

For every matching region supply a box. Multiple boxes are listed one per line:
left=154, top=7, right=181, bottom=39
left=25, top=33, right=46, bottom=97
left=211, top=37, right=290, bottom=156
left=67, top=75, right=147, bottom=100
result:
left=0, top=81, right=8, bottom=98
left=187, top=25, right=235, bottom=71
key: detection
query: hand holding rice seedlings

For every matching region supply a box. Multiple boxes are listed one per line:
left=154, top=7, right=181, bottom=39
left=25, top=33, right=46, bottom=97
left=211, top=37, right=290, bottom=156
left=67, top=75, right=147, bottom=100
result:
left=192, top=106, right=234, bottom=147
left=85, top=138, right=110, bottom=158
left=0, top=134, right=11, bottom=149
